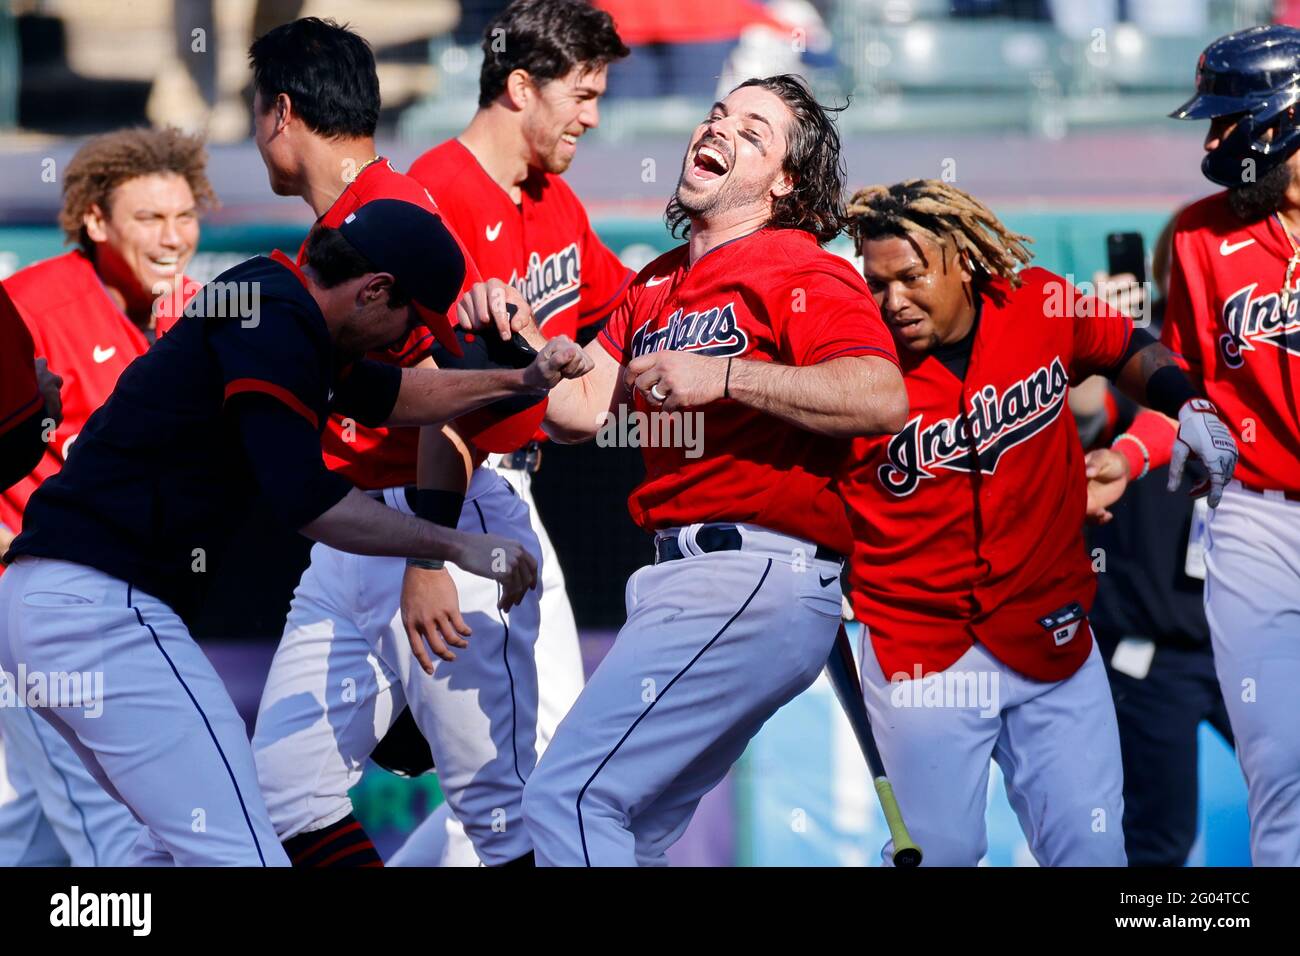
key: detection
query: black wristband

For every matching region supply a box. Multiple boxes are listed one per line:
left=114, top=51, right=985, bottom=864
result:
left=415, top=489, right=466, bottom=528
left=1145, top=364, right=1198, bottom=418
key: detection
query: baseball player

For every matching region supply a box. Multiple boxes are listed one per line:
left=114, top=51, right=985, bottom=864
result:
left=473, top=74, right=907, bottom=866
left=394, top=0, right=633, bottom=865
left=0, top=199, right=581, bottom=866
left=841, top=180, right=1238, bottom=866
left=0, top=128, right=209, bottom=867
left=244, top=17, right=562, bottom=868
left=1167, top=24, right=1300, bottom=866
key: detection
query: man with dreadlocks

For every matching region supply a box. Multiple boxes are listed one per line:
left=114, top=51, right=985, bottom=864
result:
left=841, top=179, right=1238, bottom=866
left=466, top=74, right=907, bottom=865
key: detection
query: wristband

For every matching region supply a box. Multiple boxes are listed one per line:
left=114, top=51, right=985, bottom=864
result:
left=1126, top=408, right=1178, bottom=472
left=1111, top=433, right=1150, bottom=481
left=1145, top=365, right=1198, bottom=418
left=724, top=357, right=733, bottom=399
left=407, top=557, right=445, bottom=571
left=415, top=489, right=465, bottom=528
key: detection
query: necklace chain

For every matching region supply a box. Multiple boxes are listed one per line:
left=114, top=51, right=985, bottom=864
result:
left=345, top=154, right=382, bottom=185
left=1274, top=212, right=1300, bottom=310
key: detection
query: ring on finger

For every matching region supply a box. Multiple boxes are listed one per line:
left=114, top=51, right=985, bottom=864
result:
left=650, top=383, right=668, bottom=402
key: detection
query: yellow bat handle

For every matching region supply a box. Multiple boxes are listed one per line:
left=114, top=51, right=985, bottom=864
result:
left=874, top=777, right=923, bottom=867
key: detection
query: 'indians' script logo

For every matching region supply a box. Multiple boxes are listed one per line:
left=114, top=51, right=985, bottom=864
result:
left=1218, top=283, right=1300, bottom=368
left=509, top=242, right=580, bottom=325
left=629, top=302, right=750, bottom=358
left=878, top=357, right=1070, bottom=497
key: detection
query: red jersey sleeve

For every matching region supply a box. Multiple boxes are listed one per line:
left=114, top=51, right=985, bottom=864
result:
left=576, top=210, right=633, bottom=328
left=1053, top=271, right=1134, bottom=381
left=1160, top=227, right=1206, bottom=385
left=776, top=265, right=898, bottom=367
left=597, top=281, right=639, bottom=365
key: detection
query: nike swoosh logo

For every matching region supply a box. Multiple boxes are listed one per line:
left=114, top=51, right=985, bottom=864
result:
left=92, top=345, right=116, bottom=363
left=645, top=276, right=670, bottom=286
left=1220, top=238, right=1255, bottom=256
left=819, top=574, right=837, bottom=587
left=485, top=222, right=503, bottom=242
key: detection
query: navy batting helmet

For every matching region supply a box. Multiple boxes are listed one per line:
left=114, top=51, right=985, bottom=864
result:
left=1171, top=25, right=1300, bottom=188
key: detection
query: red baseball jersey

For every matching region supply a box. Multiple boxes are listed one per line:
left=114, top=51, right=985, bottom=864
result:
left=1162, top=191, right=1300, bottom=494
left=408, top=139, right=633, bottom=339
left=0, top=251, right=197, bottom=535
left=308, top=158, right=482, bottom=489
left=842, top=267, right=1134, bottom=683
left=0, top=282, right=40, bottom=440
left=599, top=227, right=897, bottom=554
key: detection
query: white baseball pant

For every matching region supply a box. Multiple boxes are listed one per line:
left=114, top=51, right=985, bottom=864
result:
left=1203, top=481, right=1300, bottom=866
left=0, top=693, right=141, bottom=866
left=252, top=467, right=542, bottom=865
left=521, top=523, right=844, bottom=866
left=387, top=462, right=584, bottom=866
left=860, top=633, right=1126, bottom=866
left=0, top=556, right=288, bottom=866
left=0, top=730, right=68, bottom=866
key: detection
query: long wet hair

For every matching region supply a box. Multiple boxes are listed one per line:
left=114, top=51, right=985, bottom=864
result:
left=665, top=74, right=847, bottom=245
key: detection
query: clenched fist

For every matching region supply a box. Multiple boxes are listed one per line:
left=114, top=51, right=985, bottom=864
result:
left=523, top=335, right=594, bottom=391
left=625, top=350, right=728, bottom=411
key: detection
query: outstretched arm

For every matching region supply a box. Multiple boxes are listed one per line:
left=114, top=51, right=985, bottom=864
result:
left=384, top=338, right=591, bottom=426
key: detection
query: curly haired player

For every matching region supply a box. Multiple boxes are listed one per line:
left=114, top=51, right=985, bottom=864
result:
left=0, top=127, right=209, bottom=867
left=840, top=180, right=1238, bottom=866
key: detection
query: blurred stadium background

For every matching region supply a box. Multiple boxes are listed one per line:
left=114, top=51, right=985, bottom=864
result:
left=0, top=0, right=1263, bottom=865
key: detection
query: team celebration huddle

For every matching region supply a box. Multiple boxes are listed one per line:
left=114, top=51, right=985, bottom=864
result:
left=1, top=0, right=1296, bottom=870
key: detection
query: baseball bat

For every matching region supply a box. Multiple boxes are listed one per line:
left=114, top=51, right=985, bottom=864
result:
left=824, top=623, right=923, bottom=867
